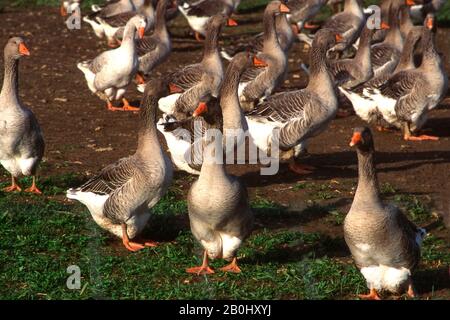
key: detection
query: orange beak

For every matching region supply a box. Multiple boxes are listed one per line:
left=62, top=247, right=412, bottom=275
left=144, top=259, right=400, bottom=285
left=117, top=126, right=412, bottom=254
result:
left=381, top=22, right=390, bottom=30
left=193, top=102, right=208, bottom=117
left=169, top=83, right=183, bottom=94
left=426, top=17, right=434, bottom=30
left=227, top=18, right=238, bottom=27
left=349, top=132, right=362, bottom=147
left=335, top=34, right=344, bottom=42
left=60, top=5, right=68, bottom=16
left=19, top=43, right=30, bottom=56
left=406, top=0, right=415, bottom=6
left=138, top=27, right=146, bottom=39
left=253, top=56, right=268, bottom=67
left=279, top=3, right=290, bottom=13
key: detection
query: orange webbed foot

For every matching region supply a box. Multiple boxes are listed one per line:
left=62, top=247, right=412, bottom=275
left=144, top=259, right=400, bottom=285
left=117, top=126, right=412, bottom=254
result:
left=3, top=184, right=22, bottom=192
left=123, top=241, right=146, bottom=252
left=186, top=265, right=215, bottom=275
left=359, top=288, right=381, bottom=300
left=25, top=184, right=42, bottom=195
left=122, top=98, right=140, bottom=112
left=289, top=162, right=315, bottom=175
left=404, top=134, right=439, bottom=141
left=220, top=258, right=241, bottom=273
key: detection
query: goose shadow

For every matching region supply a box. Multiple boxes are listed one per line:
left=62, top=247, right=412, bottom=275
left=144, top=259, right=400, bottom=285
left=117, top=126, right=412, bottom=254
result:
left=414, top=267, right=450, bottom=295
left=242, top=235, right=350, bottom=266
left=238, top=149, right=450, bottom=188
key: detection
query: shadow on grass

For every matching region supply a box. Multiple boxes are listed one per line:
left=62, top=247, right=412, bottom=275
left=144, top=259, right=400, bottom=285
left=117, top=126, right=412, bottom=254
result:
left=415, top=267, right=450, bottom=296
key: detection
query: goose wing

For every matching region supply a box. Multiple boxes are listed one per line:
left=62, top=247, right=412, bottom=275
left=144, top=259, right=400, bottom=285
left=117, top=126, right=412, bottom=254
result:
left=185, top=0, right=227, bottom=17
left=166, top=63, right=204, bottom=90
left=78, top=156, right=138, bottom=195
left=98, top=11, right=135, bottom=27
left=137, top=36, right=158, bottom=56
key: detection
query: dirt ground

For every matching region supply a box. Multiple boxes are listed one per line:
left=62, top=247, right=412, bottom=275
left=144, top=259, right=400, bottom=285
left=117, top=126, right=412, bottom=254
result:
left=0, top=6, right=449, bottom=298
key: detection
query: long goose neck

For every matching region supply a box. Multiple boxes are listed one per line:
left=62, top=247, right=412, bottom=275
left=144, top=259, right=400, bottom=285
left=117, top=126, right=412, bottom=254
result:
left=344, top=0, right=363, bottom=16
left=220, top=62, right=246, bottom=129
left=353, top=148, right=381, bottom=207
left=198, top=142, right=227, bottom=183
left=395, top=32, right=418, bottom=72
left=384, top=6, right=403, bottom=50
left=307, top=45, right=334, bottom=98
left=136, top=93, right=160, bottom=156
left=263, top=10, right=281, bottom=53
left=202, top=23, right=221, bottom=62
left=122, top=21, right=138, bottom=48
left=0, top=55, right=19, bottom=105
left=154, top=2, right=168, bottom=38
left=399, top=6, right=413, bottom=35
left=354, top=28, right=372, bottom=67
left=420, top=31, right=441, bottom=70
left=275, top=13, right=292, bottom=50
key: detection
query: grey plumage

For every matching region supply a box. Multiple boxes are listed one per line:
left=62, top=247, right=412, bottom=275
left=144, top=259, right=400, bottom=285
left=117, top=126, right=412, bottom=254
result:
left=345, top=127, right=424, bottom=296
left=67, top=79, right=173, bottom=241
left=0, top=37, right=45, bottom=188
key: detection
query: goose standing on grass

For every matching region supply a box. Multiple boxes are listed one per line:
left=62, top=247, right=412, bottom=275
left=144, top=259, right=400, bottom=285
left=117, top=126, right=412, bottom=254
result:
left=135, top=0, right=173, bottom=85
left=319, top=0, right=364, bottom=52
left=245, top=29, right=340, bottom=174
left=287, top=0, right=327, bottom=32
left=84, top=0, right=139, bottom=39
left=221, top=5, right=296, bottom=61
left=185, top=63, right=253, bottom=275
left=0, top=38, right=45, bottom=194
left=370, top=3, right=404, bottom=78
left=156, top=14, right=236, bottom=117
left=158, top=52, right=264, bottom=175
left=178, top=0, right=239, bottom=42
left=238, top=1, right=291, bottom=112
left=78, top=15, right=147, bottom=112
left=95, top=0, right=156, bottom=48
left=60, top=0, right=82, bottom=17
left=67, top=79, right=173, bottom=252
left=345, top=127, right=426, bottom=300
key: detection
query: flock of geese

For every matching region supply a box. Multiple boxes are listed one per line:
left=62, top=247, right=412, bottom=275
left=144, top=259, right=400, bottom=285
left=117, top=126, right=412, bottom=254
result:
left=0, top=0, right=448, bottom=299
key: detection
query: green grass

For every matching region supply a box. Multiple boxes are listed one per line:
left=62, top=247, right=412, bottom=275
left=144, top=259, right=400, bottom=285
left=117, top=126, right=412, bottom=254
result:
left=0, top=173, right=449, bottom=299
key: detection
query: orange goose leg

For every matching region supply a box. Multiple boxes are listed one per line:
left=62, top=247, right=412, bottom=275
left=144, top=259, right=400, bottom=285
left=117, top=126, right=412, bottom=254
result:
left=359, top=288, right=381, bottom=300
left=3, top=176, right=22, bottom=192
left=403, top=123, right=439, bottom=141
left=122, top=98, right=140, bottom=112
left=186, top=250, right=215, bottom=275
left=24, top=176, right=42, bottom=194
left=220, top=257, right=241, bottom=273
left=121, top=223, right=155, bottom=252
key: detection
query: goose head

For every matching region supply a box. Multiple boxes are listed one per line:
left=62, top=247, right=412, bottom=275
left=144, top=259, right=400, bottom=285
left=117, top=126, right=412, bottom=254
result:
left=231, top=51, right=269, bottom=70
left=129, top=15, right=148, bottom=39
left=207, top=13, right=238, bottom=31
left=4, top=37, right=30, bottom=60
left=312, top=28, right=342, bottom=51
left=424, top=13, right=436, bottom=32
left=265, top=1, right=291, bottom=17
left=349, top=127, right=374, bottom=152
